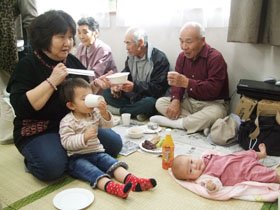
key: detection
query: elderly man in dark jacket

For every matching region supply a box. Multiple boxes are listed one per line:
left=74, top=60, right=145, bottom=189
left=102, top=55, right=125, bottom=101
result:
left=103, top=27, right=170, bottom=121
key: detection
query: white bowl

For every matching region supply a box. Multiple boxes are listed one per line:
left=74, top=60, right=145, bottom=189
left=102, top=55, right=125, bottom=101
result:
left=106, top=72, right=130, bottom=85
left=127, top=126, right=144, bottom=139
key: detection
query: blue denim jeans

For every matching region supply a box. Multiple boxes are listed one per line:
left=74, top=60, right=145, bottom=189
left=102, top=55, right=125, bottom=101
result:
left=68, top=153, right=128, bottom=188
left=98, top=128, right=123, bottom=158
left=21, top=133, right=68, bottom=181
left=21, top=129, right=122, bottom=181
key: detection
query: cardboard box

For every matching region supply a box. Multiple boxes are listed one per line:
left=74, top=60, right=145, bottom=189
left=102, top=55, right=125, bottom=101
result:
left=235, top=96, right=258, bottom=120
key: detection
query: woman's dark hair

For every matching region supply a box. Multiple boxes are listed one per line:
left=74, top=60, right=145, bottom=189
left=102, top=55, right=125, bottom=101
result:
left=29, top=10, right=76, bottom=51
left=60, top=78, right=91, bottom=105
left=77, top=17, right=99, bottom=32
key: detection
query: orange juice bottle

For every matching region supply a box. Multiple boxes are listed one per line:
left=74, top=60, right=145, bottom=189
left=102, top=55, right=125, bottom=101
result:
left=162, top=129, right=174, bottom=170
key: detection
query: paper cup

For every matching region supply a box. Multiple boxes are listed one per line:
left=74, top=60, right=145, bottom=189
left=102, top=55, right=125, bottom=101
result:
left=85, top=94, right=104, bottom=107
left=121, top=113, right=131, bottom=126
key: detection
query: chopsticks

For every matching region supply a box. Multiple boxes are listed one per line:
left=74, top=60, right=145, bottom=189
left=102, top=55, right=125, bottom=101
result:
left=67, top=68, right=95, bottom=77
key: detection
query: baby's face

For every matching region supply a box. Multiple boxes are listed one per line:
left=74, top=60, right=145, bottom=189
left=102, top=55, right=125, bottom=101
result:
left=72, top=87, right=93, bottom=115
left=175, top=156, right=205, bottom=180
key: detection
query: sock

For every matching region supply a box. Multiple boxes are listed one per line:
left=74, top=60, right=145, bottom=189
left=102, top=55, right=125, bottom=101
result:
left=105, top=181, right=132, bottom=199
left=203, top=127, right=210, bottom=136
left=136, top=114, right=148, bottom=122
left=150, top=115, right=184, bottom=129
left=124, top=174, right=157, bottom=192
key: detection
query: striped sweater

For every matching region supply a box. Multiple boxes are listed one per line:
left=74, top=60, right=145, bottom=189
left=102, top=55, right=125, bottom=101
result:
left=59, top=109, right=113, bottom=156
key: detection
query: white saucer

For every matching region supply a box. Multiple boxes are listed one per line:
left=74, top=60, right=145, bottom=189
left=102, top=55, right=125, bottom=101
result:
left=139, top=141, right=162, bottom=154
left=53, top=188, right=94, bottom=210
left=140, top=125, right=162, bottom=134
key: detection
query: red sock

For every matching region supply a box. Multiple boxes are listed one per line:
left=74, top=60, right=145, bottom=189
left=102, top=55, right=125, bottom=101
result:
left=124, top=174, right=157, bottom=192
left=105, top=181, right=132, bottom=199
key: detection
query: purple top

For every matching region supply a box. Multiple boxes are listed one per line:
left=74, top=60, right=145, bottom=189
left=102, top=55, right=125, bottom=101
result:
left=171, top=44, right=229, bottom=101
left=76, top=39, right=117, bottom=78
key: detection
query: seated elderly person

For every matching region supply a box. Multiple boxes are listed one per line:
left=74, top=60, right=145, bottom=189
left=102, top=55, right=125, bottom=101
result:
left=150, top=22, right=229, bottom=134
left=76, top=17, right=117, bottom=80
left=103, top=27, right=170, bottom=121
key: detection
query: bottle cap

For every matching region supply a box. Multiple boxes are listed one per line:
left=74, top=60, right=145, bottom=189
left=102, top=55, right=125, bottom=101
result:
left=166, top=128, right=171, bottom=135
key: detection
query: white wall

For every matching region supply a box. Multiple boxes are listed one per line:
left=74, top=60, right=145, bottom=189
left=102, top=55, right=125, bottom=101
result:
left=97, top=14, right=280, bottom=111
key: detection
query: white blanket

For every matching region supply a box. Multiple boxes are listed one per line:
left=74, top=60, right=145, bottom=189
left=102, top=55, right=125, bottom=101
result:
left=169, top=169, right=280, bottom=202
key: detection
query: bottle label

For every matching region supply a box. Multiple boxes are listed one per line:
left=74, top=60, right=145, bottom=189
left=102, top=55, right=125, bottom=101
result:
left=163, top=147, right=171, bottom=161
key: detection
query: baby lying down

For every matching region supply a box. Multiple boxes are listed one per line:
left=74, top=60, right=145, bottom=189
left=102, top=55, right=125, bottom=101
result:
left=170, top=144, right=280, bottom=202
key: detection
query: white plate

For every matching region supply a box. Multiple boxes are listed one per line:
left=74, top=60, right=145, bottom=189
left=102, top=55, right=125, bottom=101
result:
left=67, top=68, right=95, bottom=77
left=139, top=141, right=162, bottom=154
left=53, top=188, right=94, bottom=210
left=140, top=125, right=162, bottom=134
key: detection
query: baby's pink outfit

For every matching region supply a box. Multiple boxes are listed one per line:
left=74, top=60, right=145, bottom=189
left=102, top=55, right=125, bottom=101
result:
left=202, top=150, right=278, bottom=186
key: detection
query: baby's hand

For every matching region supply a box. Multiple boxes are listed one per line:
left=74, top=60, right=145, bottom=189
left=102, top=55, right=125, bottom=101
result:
left=205, top=180, right=217, bottom=192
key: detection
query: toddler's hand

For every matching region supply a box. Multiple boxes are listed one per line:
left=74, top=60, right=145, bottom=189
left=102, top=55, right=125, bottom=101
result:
left=98, top=101, right=111, bottom=121
left=84, top=126, right=97, bottom=142
left=98, top=100, right=107, bottom=115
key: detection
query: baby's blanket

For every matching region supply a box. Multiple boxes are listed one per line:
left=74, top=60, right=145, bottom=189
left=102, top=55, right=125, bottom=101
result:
left=169, top=170, right=280, bottom=202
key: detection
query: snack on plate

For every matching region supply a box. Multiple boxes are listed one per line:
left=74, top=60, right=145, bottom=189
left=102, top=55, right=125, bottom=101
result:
left=150, top=135, right=160, bottom=145
left=156, top=138, right=165, bottom=148
left=142, top=140, right=157, bottom=150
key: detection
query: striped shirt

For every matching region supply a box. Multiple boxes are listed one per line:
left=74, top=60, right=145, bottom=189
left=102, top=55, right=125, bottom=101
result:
left=59, top=109, right=113, bottom=156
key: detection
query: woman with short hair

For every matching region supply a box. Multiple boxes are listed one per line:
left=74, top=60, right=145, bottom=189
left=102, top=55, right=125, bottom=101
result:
left=7, top=10, right=122, bottom=181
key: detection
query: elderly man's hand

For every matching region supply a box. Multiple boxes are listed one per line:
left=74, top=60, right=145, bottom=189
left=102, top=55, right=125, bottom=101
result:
left=121, top=81, right=133, bottom=93
left=167, top=71, right=188, bottom=88
left=111, top=85, right=122, bottom=98
left=166, top=99, right=181, bottom=119
left=95, top=70, right=114, bottom=89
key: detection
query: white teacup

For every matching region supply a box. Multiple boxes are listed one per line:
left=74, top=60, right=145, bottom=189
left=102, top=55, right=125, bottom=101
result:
left=168, top=71, right=178, bottom=77
left=167, top=71, right=179, bottom=85
left=85, top=94, right=104, bottom=108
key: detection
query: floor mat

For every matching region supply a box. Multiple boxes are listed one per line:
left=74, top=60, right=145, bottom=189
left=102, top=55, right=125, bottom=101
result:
left=0, top=145, right=267, bottom=210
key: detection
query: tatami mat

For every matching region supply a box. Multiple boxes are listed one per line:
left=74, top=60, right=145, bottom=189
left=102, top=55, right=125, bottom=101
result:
left=0, top=145, right=268, bottom=210
left=0, top=145, right=46, bottom=206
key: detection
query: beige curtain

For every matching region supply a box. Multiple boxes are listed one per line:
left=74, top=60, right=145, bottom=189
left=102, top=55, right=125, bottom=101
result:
left=227, top=0, right=280, bottom=46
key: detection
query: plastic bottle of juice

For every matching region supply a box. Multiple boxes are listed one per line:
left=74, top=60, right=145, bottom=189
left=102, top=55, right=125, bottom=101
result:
left=162, top=128, right=174, bottom=170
